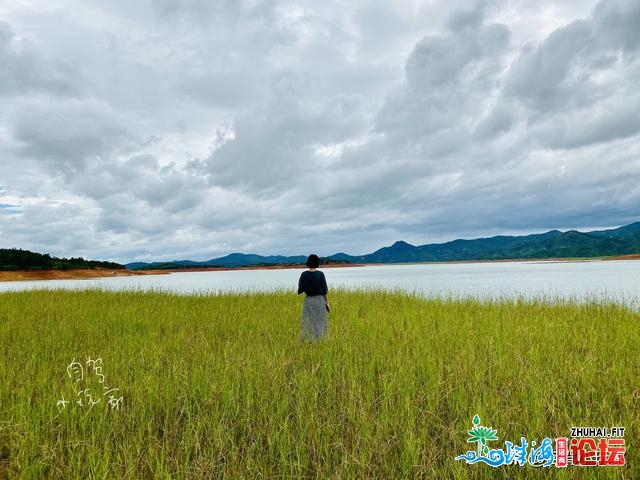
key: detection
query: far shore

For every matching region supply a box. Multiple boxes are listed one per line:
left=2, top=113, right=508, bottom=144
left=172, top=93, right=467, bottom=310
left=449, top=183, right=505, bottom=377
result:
left=0, top=262, right=364, bottom=282
left=0, top=254, right=639, bottom=282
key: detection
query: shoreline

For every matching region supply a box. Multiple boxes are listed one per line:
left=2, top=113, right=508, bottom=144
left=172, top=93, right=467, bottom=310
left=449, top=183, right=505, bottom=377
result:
left=0, top=254, right=639, bottom=282
left=0, top=262, right=364, bottom=282
left=382, top=253, right=640, bottom=266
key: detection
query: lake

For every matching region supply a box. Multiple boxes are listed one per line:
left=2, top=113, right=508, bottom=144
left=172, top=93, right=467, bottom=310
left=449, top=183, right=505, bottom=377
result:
left=1, top=260, right=639, bottom=307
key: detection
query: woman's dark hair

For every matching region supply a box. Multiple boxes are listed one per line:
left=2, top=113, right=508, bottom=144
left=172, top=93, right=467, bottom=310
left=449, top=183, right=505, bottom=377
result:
left=305, top=254, right=320, bottom=269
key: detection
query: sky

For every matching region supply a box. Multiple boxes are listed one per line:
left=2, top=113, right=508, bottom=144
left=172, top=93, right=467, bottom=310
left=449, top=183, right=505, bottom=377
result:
left=1, top=0, right=639, bottom=263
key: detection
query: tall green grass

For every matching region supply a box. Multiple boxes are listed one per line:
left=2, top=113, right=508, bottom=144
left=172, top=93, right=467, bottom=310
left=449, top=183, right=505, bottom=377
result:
left=0, top=288, right=637, bottom=479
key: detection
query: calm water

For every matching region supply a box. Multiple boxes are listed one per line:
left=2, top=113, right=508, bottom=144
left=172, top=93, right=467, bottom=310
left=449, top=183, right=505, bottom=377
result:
left=1, top=260, right=639, bottom=307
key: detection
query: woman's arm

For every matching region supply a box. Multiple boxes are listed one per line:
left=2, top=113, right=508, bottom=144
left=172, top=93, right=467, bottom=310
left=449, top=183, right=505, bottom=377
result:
left=322, top=272, right=329, bottom=311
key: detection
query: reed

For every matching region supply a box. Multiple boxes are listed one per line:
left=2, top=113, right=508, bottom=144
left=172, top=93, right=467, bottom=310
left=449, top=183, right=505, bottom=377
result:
left=0, top=288, right=637, bottom=479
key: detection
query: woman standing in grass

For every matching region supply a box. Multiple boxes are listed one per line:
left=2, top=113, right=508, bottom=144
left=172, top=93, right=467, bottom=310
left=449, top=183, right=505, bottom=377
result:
left=297, top=254, right=330, bottom=340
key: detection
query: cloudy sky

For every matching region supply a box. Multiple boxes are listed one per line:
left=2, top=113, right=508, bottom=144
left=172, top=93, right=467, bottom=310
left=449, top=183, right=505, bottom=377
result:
left=1, top=0, right=639, bottom=263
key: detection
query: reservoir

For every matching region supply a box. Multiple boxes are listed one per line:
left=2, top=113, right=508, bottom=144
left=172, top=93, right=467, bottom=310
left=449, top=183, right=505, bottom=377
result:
left=1, top=260, right=639, bottom=308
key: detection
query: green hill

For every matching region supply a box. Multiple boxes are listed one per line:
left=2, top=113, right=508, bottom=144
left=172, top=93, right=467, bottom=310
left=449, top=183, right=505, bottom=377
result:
left=0, top=248, right=125, bottom=271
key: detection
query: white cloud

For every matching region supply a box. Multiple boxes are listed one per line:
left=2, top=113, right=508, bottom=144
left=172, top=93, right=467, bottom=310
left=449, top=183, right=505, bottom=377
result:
left=0, top=0, right=639, bottom=263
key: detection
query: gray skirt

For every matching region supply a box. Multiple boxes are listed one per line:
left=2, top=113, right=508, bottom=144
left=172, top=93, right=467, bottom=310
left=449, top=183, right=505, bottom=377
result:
left=300, top=295, right=328, bottom=340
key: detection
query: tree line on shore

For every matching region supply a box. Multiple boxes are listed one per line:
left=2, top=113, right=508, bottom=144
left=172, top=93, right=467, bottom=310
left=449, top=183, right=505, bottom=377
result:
left=0, top=248, right=124, bottom=271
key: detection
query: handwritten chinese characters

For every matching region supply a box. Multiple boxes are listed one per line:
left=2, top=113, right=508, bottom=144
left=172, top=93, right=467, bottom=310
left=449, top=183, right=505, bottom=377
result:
left=56, top=357, right=123, bottom=413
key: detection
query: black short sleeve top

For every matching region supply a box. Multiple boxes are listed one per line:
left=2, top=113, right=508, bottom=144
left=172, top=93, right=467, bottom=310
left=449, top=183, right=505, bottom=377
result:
left=297, top=270, right=328, bottom=296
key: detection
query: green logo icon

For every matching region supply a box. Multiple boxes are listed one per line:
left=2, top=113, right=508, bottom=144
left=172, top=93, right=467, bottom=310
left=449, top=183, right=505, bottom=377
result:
left=467, top=414, right=499, bottom=456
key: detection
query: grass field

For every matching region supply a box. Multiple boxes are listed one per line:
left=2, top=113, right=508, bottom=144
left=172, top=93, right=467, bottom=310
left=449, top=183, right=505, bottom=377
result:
left=0, top=288, right=637, bottom=479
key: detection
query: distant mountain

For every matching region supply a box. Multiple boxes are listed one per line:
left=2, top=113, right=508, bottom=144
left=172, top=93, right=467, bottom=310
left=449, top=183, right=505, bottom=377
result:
left=128, top=253, right=308, bottom=270
left=126, top=222, right=640, bottom=269
left=343, top=222, right=640, bottom=263
left=213, top=253, right=308, bottom=267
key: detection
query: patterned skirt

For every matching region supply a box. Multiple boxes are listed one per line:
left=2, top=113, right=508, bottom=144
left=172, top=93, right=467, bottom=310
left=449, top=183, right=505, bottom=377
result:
left=300, top=295, right=328, bottom=341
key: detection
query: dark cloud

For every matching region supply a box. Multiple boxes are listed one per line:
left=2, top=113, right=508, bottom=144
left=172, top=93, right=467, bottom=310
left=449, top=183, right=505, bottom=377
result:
left=204, top=72, right=370, bottom=193
left=376, top=11, right=511, bottom=160
left=0, top=21, right=78, bottom=97
left=12, top=99, right=132, bottom=176
left=505, top=0, right=640, bottom=114
left=592, top=0, right=640, bottom=52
